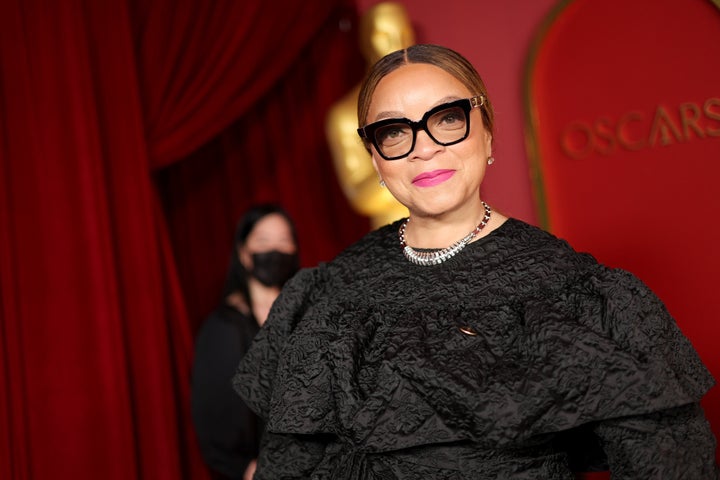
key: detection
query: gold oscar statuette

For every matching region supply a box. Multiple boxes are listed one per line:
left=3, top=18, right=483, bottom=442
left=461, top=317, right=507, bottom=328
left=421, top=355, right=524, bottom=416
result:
left=325, top=2, right=415, bottom=229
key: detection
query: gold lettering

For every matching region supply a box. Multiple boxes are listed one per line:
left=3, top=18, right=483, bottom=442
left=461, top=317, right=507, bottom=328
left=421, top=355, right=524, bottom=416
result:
left=559, top=96, right=719, bottom=158
left=704, top=98, right=720, bottom=137
left=593, top=117, right=616, bottom=155
left=561, top=122, right=593, bottom=159
left=649, top=106, right=683, bottom=146
left=616, top=112, right=645, bottom=151
left=679, top=103, right=705, bottom=140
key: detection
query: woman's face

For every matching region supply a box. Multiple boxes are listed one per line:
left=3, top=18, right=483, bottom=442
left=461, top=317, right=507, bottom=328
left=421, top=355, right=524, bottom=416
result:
left=239, top=213, right=296, bottom=267
left=366, top=63, right=492, bottom=219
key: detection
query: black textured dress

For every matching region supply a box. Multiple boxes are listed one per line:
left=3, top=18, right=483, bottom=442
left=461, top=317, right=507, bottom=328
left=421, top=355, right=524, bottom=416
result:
left=233, top=218, right=718, bottom=479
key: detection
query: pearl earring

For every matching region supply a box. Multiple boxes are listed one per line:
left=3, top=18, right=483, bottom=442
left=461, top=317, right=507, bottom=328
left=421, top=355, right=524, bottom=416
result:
left=487, top=156, right=495, bottom=165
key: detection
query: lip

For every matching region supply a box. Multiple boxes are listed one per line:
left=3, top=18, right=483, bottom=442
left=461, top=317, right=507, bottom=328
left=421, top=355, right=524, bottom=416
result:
left=412, top=169, right=456, bottom=187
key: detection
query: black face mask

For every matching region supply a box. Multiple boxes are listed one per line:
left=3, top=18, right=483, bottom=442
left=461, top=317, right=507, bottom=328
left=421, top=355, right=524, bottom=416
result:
left=250, top=251, right=299, bottom=287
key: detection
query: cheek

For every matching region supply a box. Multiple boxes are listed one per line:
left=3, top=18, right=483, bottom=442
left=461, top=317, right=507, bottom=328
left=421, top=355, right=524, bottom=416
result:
left=276, top=241, right=297, bottom=254
left=455, top=145, right=488, bottom=178
left=239, top=250, right=252, bottom=269
left=375, top=161, right=404, bottom=184
left=372, top=154, right=390, bottom=179
left=454, top=141, right=480, bottom=162
left=463, top=131, right=491, bottom=160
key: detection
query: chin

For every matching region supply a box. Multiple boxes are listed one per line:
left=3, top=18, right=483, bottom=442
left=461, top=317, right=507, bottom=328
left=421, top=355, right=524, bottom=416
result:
left=409, top=201, right=456, bottom=219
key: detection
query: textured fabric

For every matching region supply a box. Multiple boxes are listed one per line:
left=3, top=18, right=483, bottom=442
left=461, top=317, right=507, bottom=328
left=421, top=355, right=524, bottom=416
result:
left=233, top=218, right=718, bottom=479
left=193, top=305, right=262, bottom=478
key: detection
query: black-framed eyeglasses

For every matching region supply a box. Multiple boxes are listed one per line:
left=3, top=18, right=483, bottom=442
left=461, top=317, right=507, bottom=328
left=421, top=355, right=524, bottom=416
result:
left=357, top=96, right=484, bottom=161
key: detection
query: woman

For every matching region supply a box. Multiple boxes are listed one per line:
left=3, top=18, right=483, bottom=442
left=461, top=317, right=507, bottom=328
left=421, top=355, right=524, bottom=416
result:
left=234, top=45, right=718, bottom=479
left=192, top=204, right=300, bottom=480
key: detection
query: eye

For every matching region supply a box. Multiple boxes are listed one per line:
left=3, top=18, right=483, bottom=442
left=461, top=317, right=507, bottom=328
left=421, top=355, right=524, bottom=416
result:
left=432, top=106, right=466, bottom=130
left=376, top=124, right=411, bottom=146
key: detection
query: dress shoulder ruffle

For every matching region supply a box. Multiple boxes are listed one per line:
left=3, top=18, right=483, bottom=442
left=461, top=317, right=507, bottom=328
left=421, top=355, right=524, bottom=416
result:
left=233, top=266, right=326, bottom=420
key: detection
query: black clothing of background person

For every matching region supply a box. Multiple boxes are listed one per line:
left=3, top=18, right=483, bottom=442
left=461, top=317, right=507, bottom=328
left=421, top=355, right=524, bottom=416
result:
left=192, top=305, right=262, bottom=478
left=191, top=204, right=299, bottom=480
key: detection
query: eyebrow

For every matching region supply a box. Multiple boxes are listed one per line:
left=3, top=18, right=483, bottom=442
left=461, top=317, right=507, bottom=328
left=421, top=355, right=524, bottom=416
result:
left=372, top=95, right=464, bottom=122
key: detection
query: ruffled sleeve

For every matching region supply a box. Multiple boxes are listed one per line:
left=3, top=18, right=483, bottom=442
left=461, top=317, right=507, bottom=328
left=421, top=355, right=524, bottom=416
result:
left=515, top=260, right=716, bottom=476
left=565, top=264, right=713, bottom=416
left=593, top=403, right=718, bottom=479
left=556, top=264, right=718, bottom=477
left=233, top=267, right=343, bottom=479
left=515, top=261, right=714, bottom=429
left=232, top=267, right=322, bottom=419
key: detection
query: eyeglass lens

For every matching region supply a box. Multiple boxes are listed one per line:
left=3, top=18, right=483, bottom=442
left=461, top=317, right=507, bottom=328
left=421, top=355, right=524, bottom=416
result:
left=374, top=104, right=468, bottom=159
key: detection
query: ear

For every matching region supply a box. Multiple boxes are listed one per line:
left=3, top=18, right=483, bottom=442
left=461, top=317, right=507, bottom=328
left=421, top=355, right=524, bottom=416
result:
left=484, top=131, right=493, bottom=156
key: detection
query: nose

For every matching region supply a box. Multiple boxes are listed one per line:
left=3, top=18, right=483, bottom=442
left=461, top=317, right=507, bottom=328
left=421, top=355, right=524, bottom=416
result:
left=409, top=129, right=443, bottom=161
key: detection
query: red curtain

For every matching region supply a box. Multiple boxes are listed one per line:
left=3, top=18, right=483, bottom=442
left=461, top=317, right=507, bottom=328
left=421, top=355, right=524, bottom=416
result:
left=0, top=0, right=366, bottom=478
left=156, top=7, right=369, bottom=330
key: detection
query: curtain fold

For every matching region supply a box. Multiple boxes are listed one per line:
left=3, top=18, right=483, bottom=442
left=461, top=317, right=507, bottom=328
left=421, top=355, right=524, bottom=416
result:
left=0, top=0, right=154, bottom=477
left=132, top=0, right=349, bottom=169
left=0, top=0, right=365, bottom=478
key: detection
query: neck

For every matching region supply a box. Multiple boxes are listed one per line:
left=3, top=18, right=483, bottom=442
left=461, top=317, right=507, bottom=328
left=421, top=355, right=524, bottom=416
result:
left=247, top=278, right=281, bottom=326
left=399, top=202, right=493, bottom=267
left=405, top=200, right=489, bottom=249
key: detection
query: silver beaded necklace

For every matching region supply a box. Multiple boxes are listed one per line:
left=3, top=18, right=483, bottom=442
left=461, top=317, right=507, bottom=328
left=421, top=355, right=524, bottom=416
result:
left=398, top=202, right=492, bottom=266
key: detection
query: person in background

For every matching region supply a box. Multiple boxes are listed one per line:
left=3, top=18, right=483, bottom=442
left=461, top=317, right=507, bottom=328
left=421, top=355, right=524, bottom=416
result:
left=192, top=204, right=300, bottom=480
left=233, top=45, right=718, bottom=479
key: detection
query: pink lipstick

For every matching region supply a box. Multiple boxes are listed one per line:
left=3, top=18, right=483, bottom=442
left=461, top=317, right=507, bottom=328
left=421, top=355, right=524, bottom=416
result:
left=412, top=169, right=455, bottom=187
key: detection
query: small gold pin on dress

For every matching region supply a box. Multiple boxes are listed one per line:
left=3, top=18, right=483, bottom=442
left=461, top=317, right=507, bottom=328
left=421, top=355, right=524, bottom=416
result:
left=458, top=325, right=478, bottom=336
